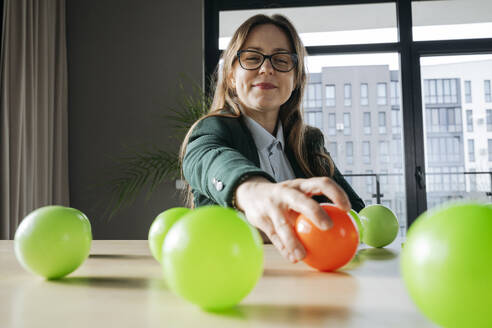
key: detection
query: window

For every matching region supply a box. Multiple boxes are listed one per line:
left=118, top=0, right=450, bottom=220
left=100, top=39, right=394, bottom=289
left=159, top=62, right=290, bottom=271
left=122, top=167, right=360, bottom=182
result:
left=377, top=83, right=387, bottom=105
left=390, top=81, right=399, bottom=106
left=465, top=80, right=472, bottom=103
left=379, top=141, right=389, bottom=163
left=487, top=110, right=492, bottom=132
left=328, top=142, right=337, bottom=161
left=392, top=108, right=401, bottom=134
left=447, top=108, right=456, bottom=132
left=363, top=112, right=371, bottom=135
left=305, top=83, right=322, bottom=108
left=362, top=141, right=371, bottom=164
left=343, top=113, right=351, bottom=135
left=326, top=85, right=336, bottom=107
left=468, top=139, right=475, bottom=162
left=424, top=79, right=458, bottom=104
left=305, top=111, right=323, bottom=130
left=344, top=83, right=352, bottom=107
left=466, top=110, right=473, bottom=132
left=489, top=139, right=492, bottom=161
left=378, top=111, right=387, bottom=134
left=328, top=113, right=336, bottom=136
left=346, top=141, right=353, bottom=165
left=366, top=169, right=374, bottom=194
left=485, top=80, right=491, bottom=102
left=360, top=83, right=368, bottom=106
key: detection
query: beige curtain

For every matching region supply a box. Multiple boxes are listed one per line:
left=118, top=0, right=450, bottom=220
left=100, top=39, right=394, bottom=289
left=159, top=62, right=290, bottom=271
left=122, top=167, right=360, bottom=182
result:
left=0, top=0, right=69, bottom=239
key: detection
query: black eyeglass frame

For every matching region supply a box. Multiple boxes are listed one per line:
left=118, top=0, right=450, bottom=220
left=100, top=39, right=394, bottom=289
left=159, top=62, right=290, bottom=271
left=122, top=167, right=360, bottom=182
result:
left=236, top=50, right=298, bottom=72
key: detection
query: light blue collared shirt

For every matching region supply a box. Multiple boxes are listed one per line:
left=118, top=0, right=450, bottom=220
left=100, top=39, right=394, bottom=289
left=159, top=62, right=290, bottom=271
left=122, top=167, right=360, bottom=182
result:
left=242, top=114, right=296, bottom=183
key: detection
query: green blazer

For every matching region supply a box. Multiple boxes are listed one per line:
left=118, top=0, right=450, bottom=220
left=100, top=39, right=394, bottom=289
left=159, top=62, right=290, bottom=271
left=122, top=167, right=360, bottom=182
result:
left=183, top=115, right=365, bottom=212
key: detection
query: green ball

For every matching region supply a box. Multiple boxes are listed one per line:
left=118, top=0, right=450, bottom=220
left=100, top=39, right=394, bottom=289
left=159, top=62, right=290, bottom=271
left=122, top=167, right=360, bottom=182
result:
left=148, top=207, right=191, bottom=262
left=14, top=206, right=92, bottom=279
left=359, top=204, right=398, bottom=248
left=401, top=202, right=492, bottom=328
left=349, top=209, right=363, bottom=242
left=162, top=206, right=264, bottom=310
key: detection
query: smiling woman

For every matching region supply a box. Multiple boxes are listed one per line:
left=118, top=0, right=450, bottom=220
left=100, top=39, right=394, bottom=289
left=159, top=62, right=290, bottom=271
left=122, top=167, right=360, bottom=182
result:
left=180, top=14, right=364, bottom=264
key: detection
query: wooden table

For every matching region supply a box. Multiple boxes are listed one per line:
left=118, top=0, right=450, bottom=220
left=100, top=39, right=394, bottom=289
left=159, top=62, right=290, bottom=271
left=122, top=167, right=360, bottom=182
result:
left=0, top=239, right=436, bottom=328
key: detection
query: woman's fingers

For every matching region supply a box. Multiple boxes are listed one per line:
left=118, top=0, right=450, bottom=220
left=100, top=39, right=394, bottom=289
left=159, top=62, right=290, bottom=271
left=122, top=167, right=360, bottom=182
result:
left=269, top=209, right=306, bottom=262
left=281, top=188, right=334, bottom=231
left=284, top=177, right=351, bottom=212
left=256, top=217, right=291, bottom=261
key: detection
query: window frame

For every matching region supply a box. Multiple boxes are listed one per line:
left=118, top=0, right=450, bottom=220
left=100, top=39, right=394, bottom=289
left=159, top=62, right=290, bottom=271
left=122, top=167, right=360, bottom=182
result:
left=205, top=0, right=492, bottom=228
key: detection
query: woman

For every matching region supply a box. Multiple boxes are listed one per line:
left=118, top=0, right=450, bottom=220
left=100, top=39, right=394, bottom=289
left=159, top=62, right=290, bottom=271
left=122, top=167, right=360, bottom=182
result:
left=180, top=14, right=364, bottom=264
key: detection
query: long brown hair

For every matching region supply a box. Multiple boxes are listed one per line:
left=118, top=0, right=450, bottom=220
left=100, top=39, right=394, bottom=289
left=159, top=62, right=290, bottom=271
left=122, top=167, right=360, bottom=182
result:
left=179, top=14, right=334, bottom=207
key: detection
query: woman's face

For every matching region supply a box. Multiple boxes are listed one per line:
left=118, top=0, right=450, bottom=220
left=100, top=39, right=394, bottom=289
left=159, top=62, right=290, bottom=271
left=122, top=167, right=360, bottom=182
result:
left=231, top=24, right=296, bottom=116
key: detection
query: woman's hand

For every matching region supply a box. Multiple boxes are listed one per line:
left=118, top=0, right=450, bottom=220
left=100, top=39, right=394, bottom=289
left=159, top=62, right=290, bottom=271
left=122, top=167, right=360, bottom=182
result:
left=234, top=176, right=351, bottom=263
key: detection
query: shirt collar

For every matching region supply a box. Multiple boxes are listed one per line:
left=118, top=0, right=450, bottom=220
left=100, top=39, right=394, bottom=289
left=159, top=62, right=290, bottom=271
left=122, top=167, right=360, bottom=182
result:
left=242, top=114, right=285, bottom=152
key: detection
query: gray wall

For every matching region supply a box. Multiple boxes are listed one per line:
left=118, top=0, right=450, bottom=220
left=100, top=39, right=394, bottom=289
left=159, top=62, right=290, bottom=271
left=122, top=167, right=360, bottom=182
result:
left=66, top=0, right=203, bottom=239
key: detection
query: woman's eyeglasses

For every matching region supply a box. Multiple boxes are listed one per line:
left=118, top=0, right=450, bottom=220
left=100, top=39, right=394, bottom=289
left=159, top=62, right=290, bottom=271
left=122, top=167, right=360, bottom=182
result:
left=237, top=50, right=298, bottom=72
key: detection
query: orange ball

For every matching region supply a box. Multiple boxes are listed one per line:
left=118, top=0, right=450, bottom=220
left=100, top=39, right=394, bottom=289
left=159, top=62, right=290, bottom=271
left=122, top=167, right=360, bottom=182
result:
left=295, top=204, right=359, bottom=272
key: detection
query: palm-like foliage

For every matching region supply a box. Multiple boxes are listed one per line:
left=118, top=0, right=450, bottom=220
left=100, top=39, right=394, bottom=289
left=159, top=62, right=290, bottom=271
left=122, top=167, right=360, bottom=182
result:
left=105, top=80, right=211, bottom=219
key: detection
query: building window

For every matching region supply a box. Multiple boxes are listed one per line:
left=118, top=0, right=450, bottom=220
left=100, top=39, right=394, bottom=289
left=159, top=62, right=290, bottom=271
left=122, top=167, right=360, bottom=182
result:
left=379, top=141, right=389, bottom=163
left=328, top=142, right=337, bottom=161
left=305, top=111, right=323, bottom=130
left=425, top=79, right=458, bottom=104
left=328, top=113, right=336, bottom=136
left=344, top=83, right=352, bottom=107
left=466, top=110, right=473, bottom=132
left=346, top=141, right=353, bottom=165
left=468, top=139, right=475, bottom=162
left=360, top=83, right=368, bottom=106
left=378, top=111, right=387, bottom=134
left=485, top=80, right=491, bottom=102
left=326, top=85, right=336, bottom=107
left=366, top=170, right=373, bottom=194
left=487, top=110, right=492, bottom=132
left=343, top=113, right=351, bottom=135
left=377, top=83, right=387, bottom=105
left=489, top=139, right=492, bottom=161
left=392, top=108, right=401, bottom=134
left=362, top=141, right=371, bottom=164
left=447, top=108, right=456, bottom=132
left=390, top=81, right=399, bottom=106
left=363, top=112, right=371, bottom=135
left=464, top=80, right=472, bottom=103
left=305, top=83, right=322, bottom=108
